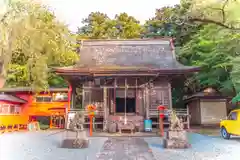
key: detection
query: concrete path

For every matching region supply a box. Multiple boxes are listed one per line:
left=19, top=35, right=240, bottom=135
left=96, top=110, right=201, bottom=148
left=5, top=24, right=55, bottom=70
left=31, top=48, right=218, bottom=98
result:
left=0, top=131, right=240, bottom=160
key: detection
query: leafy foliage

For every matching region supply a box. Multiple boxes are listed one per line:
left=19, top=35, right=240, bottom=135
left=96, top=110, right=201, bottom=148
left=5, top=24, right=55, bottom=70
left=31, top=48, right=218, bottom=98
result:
left=78, top=12, right=144, bottom=39
left=181, top=0, right=240, bottom=30
left=144, top=5, right=201, bottom=46
left=2, top=0, right=240, bottom=106
left=144, top=2, right=240, bottom=106
left=0, top=0, right=79, bottom=91
left=179, top=24, right=240, bottom=95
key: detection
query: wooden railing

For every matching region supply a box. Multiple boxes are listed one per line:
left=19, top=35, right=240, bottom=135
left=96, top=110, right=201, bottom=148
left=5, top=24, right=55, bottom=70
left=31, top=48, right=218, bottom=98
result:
left=149, top=108, right=189, bottom=116
left=149, top=108, right=190, bottom=129
left=68, top=107, right=191, bottom=129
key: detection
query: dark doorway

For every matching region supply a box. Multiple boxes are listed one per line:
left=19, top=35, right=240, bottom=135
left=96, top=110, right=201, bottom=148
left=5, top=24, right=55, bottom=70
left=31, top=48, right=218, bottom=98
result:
left=116, top=98, right=136, bottom=113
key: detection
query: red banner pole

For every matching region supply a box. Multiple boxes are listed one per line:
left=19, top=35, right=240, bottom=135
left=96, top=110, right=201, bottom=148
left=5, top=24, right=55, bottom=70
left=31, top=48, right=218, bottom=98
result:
left=89, top=115, right=93, bottom=136
left=160, top=117, right=164, bottom=137
left=67, top=83, right=72, bottom=112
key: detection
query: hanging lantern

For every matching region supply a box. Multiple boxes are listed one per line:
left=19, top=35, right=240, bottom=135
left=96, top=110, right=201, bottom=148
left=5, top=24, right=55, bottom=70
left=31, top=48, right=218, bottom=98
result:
left=85, top=104, right=97, bottom=137
left=86, top=104, right=97, bottom=112
left=159, top=113, right=165, bottom=119
left=157, top=105, right=165, bottom=111
left=157, top=105, right=166, bottom=137
left=158, top=105, right=165, bottom=119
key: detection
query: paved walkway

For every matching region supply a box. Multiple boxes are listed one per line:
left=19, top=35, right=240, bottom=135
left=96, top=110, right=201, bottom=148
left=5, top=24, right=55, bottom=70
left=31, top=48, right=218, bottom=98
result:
left=1, top=131, right=240, bottom=160
left=97, top=137, right=155, bottom=160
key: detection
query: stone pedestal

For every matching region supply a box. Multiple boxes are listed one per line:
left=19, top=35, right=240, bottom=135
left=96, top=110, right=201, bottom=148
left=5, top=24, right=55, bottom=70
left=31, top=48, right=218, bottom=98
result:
left=108, top=122, right=117, bottom=133
left=61, top=130, right=89, bottom=149
left=163, top=130, right=191, bottom=149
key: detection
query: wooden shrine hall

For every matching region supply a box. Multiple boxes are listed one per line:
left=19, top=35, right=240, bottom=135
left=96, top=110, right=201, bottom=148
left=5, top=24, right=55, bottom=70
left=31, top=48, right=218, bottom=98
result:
left=53, top=38, right=200, bottom=132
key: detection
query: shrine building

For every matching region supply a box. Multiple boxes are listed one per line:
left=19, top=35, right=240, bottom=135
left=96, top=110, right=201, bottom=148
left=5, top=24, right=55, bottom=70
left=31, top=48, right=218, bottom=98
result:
left=53, top=38, right=200, bottom=132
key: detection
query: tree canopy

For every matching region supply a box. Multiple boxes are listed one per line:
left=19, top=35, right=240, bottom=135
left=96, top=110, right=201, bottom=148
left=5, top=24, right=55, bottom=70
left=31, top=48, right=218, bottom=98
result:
left=143, top=1, right=240, bottom=106
left=78, top=12, right=144, bottom=39
left=2, top=0, right=240, bottom=106
left=0, top=0, right=79, bottom=91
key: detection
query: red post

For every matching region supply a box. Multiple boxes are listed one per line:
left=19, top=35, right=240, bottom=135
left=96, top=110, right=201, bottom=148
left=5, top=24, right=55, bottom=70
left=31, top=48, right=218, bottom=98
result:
left=159, top=113, right=164, bottom=137
left=157, top=105, right=166, bottom=137
left=89, top=115, right=93, bottom=136
left=67, top=83, right=72, bottom=112
left=86, top=105, right=96, bottom=137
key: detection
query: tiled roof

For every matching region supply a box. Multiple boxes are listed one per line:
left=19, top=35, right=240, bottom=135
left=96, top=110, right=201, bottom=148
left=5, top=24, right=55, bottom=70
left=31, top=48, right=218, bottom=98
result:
left=0, top=87, right=68, bottom=93
left=54, top=39, right=200, bottom=74
left=0, top=94, right=27, bottom=103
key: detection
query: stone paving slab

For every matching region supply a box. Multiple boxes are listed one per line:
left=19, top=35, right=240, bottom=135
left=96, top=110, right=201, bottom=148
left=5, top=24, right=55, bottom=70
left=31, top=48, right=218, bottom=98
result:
left=1, top=131, right=240, bottom=160
left=145, top=134, right=240, bottom=160
left=97, top=137, right=155, bottom=160
left=0, top=131, right=107, bottom=160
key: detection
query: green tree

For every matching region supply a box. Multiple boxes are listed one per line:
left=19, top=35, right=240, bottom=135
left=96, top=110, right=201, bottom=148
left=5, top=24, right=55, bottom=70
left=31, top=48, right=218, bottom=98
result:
left=78, top=12, right=111, bottom=39
left=144, top=7, right=178, bottom=37
left=114, top=12, right=144, bottom=39
left=144, top=5, right=201, bottom=47
left=181, top=0, right=240, bottom=30
left=78, top=12, right=144, bottom=39
left=179, top=24, right=240, bottom=95
left=0, top=0, right=79, bottom=91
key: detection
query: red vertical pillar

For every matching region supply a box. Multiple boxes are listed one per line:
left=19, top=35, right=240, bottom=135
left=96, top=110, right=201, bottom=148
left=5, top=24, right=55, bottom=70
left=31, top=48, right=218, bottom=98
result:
left=89, top=115, right=93, bottom=136
left=68, top=83, right=72, bottom=112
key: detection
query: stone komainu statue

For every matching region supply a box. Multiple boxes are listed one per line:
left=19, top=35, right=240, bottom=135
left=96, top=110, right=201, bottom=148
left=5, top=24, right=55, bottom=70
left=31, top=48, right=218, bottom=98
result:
left=69, top=111, right=85, bottom=131
left=68, top=111, right=87, bottom=147
left=169, top=110, right=184, bottom=131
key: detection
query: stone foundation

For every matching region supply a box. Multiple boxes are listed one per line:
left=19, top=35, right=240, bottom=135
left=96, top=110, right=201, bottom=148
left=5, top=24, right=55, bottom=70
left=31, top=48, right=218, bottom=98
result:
left=60, top=130, right=89, bottom=149
left=166, top=130, right=188, bottom=140
left=61, top=139, right=89, bottom=149
left=163, top=130, right=191, bottom=149
left=163, top=139, right=191, bottom=149
left=108, top=122, right=117, bottom=133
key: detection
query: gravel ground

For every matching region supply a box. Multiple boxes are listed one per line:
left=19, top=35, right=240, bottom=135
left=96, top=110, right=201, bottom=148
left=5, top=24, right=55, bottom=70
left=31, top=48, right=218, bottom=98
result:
left=1, top=131, right=240, bottom=160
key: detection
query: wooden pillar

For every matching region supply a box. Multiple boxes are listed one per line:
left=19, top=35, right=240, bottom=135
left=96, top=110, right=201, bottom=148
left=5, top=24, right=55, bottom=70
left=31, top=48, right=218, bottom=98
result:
left=135, top=78, right=138, bottom=114
left=168, top=82, right=172, bottom=109
left=71, top=84, right=76, bottom=109
left=82, top=84, right=85, bottom=109
left=143, top=87, right=146, bottom=117
left=103, top=87, right=108, bottom=130
left=146, top=85, right=149, bottom=119
left=187, top=104, right=190, bottom=129
left=113, top=78, right=117, bottom=115
left=124, top=78, right=128, bottom=124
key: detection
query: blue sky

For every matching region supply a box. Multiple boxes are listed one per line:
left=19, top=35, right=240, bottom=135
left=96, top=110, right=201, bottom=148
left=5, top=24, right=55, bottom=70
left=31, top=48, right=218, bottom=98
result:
left=1, top=0, right=180, bottom=32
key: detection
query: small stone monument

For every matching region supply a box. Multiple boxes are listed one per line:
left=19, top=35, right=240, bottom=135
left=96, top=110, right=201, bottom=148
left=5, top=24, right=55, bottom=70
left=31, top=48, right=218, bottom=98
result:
left=61, top=111, right=89, bottom=149
left=108, top=121, right=117, bottom=133
left=163, top=110, right=191, bottom=149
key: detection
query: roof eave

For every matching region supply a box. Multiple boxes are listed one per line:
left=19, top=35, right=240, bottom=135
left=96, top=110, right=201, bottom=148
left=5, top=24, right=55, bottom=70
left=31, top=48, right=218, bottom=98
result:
left=54, top=67, right=201, bottom=76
